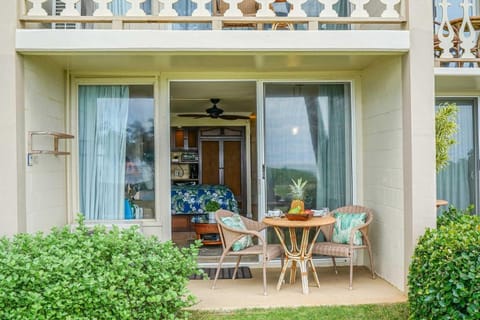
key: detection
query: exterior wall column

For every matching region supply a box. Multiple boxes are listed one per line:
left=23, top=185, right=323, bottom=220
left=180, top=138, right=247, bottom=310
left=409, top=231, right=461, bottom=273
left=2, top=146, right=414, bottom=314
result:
left=402, top=0, right=436, bottom=290
left=0, top=2, right=26, bottom=236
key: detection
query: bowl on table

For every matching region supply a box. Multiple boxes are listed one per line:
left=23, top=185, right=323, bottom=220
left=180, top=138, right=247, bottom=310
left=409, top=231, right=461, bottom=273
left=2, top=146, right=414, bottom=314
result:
left=285, top=212, right=313, bottom=221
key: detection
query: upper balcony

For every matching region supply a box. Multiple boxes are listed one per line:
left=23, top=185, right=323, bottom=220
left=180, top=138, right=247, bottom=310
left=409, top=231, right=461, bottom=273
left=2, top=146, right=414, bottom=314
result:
left=20, top=0, right=406, bottom=31
left=435, top=0, right=480, bottom=68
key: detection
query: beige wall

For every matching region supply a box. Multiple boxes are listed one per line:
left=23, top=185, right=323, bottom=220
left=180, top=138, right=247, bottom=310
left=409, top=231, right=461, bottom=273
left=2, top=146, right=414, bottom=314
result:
left=0, top=0, right=26, bottom=236
left=402, top=0, right=436, bottom=292
left=361, top=56, right=405, bottom=290
left=24, top=56, right=68, bottom=232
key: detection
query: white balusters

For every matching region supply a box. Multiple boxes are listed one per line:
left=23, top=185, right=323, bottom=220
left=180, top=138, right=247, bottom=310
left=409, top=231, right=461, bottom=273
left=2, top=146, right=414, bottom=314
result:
left=319, top=0, right=339, bottom=18
left=192, top=0, right=211, bottom=16
left=458, top=0, right=475, bottom=58
left=256, top=0, right=275, bottom=17
left=159, top=0, right=179, bottom=16
left=60, top=0, right=81, bottom=16
left=438, top=0, right=455, bottom=58
left=93, top=0, right=113, bottom=16
left=349, top=0, right=369, bottom=18
left=380, top=0, right=400, bottom=18
left=126, top=0, right=146, bottom=16
left=288, top=0, right=307, bottom=17
left=27, top=0, right=48, bottom=16
left=223, top=0, right=244, bottom=17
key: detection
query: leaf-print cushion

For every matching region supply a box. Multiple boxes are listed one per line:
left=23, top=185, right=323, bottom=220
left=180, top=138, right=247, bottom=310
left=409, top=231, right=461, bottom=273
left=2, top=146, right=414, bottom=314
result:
left=331, top=212, right=367, bottom=246
left=220, top=214, right=253, bottom=251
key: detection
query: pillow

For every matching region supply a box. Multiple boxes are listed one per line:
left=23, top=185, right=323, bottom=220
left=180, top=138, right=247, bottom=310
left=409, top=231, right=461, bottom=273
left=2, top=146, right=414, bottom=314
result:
left=331, top=212, right=367, bottom=246
left=220, top=214, right=254, bottom=251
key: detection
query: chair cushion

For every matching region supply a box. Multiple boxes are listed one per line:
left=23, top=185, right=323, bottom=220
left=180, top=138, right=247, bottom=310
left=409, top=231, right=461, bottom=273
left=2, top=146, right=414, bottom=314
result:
left=220, top=214, right=254, bottom=251
left=331, top=212, right=366, bottom=246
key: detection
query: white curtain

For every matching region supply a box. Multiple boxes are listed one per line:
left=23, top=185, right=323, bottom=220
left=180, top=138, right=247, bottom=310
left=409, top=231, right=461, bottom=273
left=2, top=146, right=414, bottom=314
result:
left=79, top=85, right=130, bottom=220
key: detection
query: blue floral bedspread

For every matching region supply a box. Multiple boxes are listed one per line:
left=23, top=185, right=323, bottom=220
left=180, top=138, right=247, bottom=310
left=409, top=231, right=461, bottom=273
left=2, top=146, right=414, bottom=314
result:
left=171, top=184, right=239, bottom=214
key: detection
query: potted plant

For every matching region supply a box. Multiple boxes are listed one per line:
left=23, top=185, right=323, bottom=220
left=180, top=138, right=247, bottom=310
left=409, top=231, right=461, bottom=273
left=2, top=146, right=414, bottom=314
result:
left=205, top=200, right=221, bottom=223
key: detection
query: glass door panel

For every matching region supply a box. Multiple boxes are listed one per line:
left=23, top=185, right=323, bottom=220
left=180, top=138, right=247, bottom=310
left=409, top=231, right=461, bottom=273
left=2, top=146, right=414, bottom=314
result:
left=263, top=83, right=353, bottom=241
left=436, top=99, right=478, bottom=212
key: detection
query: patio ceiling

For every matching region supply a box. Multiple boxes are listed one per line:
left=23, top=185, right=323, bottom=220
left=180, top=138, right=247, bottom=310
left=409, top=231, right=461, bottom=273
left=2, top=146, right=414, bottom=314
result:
left=24, top=52, right=394, bottom=114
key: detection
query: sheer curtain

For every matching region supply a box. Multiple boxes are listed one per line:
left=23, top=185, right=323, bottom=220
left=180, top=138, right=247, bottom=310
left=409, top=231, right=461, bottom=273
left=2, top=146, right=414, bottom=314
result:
left=436, top=100, right=476, bottom=211
left=310, top=85, right=350, bottom=210
left=79, top=85, right=130, bottom=220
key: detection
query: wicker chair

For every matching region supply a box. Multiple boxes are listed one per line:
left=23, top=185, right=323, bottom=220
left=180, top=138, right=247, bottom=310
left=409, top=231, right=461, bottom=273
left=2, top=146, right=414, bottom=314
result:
left=312, top=205, right=375, bottom=290
left=211, top=210, right=284, bottom=295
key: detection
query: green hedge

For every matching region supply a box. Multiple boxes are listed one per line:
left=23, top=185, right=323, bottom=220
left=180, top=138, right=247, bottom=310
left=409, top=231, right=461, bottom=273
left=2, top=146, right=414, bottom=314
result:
left=408, top=207, right=480, bottom=319
left=0, top=216, right=202, bottom=320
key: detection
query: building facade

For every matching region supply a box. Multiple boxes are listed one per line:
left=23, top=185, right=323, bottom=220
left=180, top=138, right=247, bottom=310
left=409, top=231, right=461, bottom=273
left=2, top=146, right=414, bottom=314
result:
left=0, top=0, right=437, bottom=292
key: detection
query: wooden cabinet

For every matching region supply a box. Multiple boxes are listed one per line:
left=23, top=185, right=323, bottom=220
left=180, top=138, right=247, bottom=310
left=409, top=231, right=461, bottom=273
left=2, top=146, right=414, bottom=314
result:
left=194, top=223, right=221, bottom=246
left=199, top=127, right=246, bottom=214
left=171, top=215, right=220, bottom=246
left=172, top=127, right=197, bottom=150
left=171, top=127, right=199, bottom=184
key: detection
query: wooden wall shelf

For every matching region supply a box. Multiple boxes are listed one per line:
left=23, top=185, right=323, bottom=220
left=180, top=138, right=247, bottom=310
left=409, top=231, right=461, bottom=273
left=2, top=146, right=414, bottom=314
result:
left=28, top=131, right=74, bottom=156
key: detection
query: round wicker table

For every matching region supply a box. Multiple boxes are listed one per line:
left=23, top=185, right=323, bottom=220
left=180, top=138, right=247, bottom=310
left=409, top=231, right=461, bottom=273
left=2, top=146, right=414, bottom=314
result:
left=263, top=215, right=335, bottom=294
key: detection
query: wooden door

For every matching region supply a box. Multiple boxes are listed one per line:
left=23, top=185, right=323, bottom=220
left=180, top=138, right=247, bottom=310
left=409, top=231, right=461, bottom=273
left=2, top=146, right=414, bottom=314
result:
left=201, top=141, right=220, bottom=185
left=223, top=140, right=242, bottom=199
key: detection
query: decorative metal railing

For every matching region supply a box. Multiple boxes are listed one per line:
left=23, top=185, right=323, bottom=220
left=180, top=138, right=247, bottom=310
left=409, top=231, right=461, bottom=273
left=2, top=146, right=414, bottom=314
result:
left=20, top=0, right=405, bottom=30
left=435, top=0, right=480, bottom=67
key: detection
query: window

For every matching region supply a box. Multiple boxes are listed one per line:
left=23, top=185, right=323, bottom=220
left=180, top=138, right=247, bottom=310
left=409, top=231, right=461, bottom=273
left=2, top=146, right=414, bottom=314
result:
left=78, top=85, right=155, bottom=220
left=436, top=98, right=478, bottom=213
left=264, top=83, right=353, bottom=213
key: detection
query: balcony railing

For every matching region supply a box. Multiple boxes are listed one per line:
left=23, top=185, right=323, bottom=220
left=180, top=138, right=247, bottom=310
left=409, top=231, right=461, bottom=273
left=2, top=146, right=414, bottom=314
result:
left=20, top=0, right=405, bottom=31
left=435, top=0, right=480, bottom=67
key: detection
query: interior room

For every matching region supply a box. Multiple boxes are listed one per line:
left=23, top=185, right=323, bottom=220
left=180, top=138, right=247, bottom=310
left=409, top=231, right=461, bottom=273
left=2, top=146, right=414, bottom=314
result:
left=169, top=81, right=257, bottom=260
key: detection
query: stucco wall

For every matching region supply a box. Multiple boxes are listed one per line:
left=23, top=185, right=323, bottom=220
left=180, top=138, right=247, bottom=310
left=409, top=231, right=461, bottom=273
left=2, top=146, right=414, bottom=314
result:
left=361, top=56, right=405, bottom=290
left=0, top=0, right=26, bottom=236
left=24, top=56, right=68, bottom=233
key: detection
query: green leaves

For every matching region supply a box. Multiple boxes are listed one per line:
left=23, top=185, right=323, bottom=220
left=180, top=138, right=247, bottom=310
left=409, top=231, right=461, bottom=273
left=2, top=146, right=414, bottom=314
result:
left=0, top=215, right=202, bottom=319
left=408, top=209, right=480, bottom=319
left=436, top=102, right=458, bottom=172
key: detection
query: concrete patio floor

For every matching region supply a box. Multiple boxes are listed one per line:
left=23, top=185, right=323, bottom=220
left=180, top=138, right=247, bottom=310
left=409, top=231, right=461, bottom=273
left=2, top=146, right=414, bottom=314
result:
left=188, top=266, right=407, bottom=311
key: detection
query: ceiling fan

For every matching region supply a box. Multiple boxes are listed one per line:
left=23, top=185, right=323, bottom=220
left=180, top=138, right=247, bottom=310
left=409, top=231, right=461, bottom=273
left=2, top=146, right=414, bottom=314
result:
left=176, top=98, right=251, bottom=120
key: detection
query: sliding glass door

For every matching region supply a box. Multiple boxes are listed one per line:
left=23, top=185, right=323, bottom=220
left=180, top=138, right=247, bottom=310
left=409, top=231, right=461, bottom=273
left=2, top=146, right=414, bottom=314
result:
left=263, top=83, right=353, bottom=216
left=78, top=84, right=155, bottom=220
left=436, top=98, right=478, bottom=213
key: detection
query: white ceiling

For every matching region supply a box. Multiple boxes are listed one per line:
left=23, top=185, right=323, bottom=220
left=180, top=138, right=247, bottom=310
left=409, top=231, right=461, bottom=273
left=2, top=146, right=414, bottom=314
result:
left=170, top=81, right=256, bottom=114
left=24, top=52, right=402, bottom=114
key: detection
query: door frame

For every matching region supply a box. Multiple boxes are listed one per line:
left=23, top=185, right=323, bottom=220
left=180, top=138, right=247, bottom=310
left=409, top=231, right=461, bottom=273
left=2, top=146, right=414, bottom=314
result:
left=256, top=80, right=356, bottom=222
left=436, top=96, right=480, bottom=213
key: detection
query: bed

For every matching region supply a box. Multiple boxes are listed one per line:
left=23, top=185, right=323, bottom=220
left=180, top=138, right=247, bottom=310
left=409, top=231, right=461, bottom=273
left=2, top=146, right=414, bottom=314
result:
left=171, top=184, right=239, bottom=214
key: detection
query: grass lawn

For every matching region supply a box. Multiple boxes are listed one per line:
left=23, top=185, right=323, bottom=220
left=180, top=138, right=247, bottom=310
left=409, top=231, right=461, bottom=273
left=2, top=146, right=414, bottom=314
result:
left=191, top=303, right=408, bottom=320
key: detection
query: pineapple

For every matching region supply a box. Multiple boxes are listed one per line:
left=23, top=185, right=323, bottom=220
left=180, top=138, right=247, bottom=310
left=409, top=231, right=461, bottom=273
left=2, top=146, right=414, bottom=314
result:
left=288, top=178, right=307, bottom=214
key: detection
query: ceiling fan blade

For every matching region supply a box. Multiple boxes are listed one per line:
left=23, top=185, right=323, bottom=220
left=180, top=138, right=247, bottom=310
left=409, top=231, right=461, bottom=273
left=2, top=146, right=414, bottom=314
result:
left=219, top=114, right=251, bottom=120
left=177, top=114, right=211, bottom=118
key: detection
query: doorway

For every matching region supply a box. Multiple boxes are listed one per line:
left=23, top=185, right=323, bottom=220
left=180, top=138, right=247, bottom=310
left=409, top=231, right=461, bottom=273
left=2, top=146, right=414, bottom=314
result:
left=169, top=81, right=257, bottom=262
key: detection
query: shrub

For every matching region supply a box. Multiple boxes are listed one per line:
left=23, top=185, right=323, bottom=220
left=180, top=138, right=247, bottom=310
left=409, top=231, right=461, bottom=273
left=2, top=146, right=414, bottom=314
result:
left=437, top=205, right=475, bottom=227
left=436, top=102, right=458, bottom=172
left=408, top=211, right=480, bottom=319
left=0, top=215, right=202, bottom=320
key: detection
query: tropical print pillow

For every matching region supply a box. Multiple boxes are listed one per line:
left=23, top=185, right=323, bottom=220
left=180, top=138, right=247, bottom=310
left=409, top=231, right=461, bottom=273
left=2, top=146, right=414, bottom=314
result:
left=331, top=212, right=367, bottom=246
left=220, top=214, right=254, bottom=251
